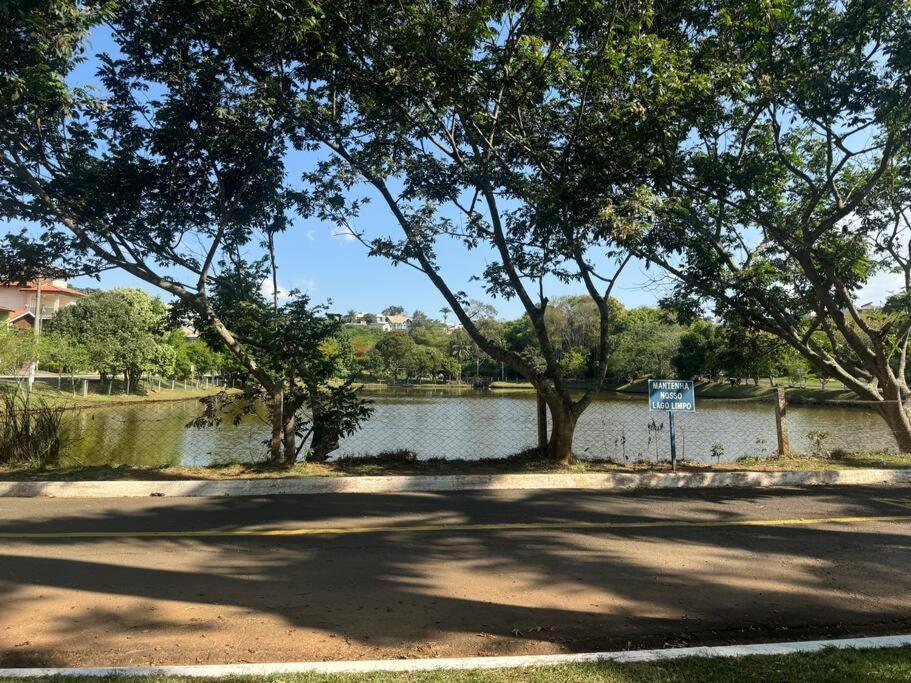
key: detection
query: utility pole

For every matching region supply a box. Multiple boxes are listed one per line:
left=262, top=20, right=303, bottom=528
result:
left=27, top=279, right=42, bottom=391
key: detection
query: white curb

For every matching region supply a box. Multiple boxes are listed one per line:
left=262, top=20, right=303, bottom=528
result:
left=2, top=634, right=910, bottom=678
left=1, top=468, right=909, bottom=498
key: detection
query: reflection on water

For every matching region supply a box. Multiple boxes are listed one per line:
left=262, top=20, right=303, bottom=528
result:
left=57, top=388, right=899, bottom=467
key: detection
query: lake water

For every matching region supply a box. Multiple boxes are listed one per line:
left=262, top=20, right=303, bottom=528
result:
left=57, top=388, right=900, bottom=467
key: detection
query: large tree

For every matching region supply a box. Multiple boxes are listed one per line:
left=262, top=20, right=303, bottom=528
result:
left=0, top=1, right=367, bottom=464
left=48, top=288, right=168, bottom=392
left=288, top=1, right=712, bottom=461
left=643, top=0, right=911, bottom=448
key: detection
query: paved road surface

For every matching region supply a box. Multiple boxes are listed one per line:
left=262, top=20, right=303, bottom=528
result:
left=1, top=485, right=910, bottom=666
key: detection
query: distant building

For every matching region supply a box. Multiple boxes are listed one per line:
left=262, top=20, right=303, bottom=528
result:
left=0, top=279, right=85, bottom=329
left=352, top=312, right=413, bottom=331
left=385, top=314, right=412, bottom=331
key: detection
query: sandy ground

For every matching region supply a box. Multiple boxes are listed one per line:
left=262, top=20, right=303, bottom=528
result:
left=0, top=485, right=910, bottom=666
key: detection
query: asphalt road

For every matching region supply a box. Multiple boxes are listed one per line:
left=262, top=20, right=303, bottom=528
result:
left=1, top=485, right=910, bottom=667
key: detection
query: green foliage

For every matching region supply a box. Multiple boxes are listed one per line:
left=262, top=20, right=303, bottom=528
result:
left=642, top=0, right=911, bottom=445
left=673, top=321, right=719, bottom=380
left=187, top=265, right=372, bottom=462
left=610, top=308, right=684, bottom=381
left=372, top=330, right=416, bottom=381
left=47, top=289, right=170, bottom=391
left=0, top=385, right=65, bottom=468
left=0, top=326, right=37, bottom=375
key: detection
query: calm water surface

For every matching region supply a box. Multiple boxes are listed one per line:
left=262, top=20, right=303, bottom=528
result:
left=58, top=388, right=899, bottom=467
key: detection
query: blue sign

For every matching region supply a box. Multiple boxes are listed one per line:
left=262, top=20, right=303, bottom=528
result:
left=648, top=379, right=695, bottom=412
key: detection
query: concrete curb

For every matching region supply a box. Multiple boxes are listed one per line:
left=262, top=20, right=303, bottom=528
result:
left=1, top=468, right=909, bottom=498
left=1, top=634, right=910, bottom=678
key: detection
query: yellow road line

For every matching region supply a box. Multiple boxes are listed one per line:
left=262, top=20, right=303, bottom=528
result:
left=0, top=514, right=908, bottom=540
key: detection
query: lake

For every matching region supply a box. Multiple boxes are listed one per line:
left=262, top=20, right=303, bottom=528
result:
left=57, top=388, right=899, bottom=467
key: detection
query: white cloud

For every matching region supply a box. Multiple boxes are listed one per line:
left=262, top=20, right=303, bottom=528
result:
left=305, top=229, right=316, bottom=241
left=856, top=270, right=905, bottom=305
left=259, top=277, right=291, bottom=303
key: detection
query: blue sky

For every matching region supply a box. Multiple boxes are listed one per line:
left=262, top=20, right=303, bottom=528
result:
left=45, top=26, right=665, bottom=319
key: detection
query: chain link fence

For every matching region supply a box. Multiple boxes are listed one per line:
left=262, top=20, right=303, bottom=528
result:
left=9, top=386, right=899, bottom=468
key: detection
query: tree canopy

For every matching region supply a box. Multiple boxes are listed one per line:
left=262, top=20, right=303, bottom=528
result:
left=642, top=0, right=911, bottom=447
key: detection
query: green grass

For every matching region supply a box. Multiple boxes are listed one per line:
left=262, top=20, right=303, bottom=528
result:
left=2, top=449, right=909, bottom=481
left=0, top=380, right=230, bottom=408
left=733, top=451, right=911, bottom=470
left=8, top=647, right=911, bottom=682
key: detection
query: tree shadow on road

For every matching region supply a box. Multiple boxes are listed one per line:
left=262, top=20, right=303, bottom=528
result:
left=1, top=486, right=910, bottom=665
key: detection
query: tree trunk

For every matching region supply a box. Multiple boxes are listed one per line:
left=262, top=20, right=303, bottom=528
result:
left=545, top=401, right=577, bottom=465
left=879, top=399, right=911, bottom=453
left=270, top=387, right=284, bottom=465
left=306, top=414, right=341, bottom=463
left=282, top=412, right=297, bottom=466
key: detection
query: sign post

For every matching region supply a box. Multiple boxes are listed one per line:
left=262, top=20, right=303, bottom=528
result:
left=648, top=379, right=696, bottom=472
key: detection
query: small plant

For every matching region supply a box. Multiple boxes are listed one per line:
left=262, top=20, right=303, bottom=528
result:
left=807, top=430, right=831, bottom=457
left=0, top=386, right=67, bottom=469
left=710, top=441, right=725, bottom=464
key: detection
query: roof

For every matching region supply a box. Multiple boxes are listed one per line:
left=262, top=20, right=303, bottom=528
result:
left=386, top=314, right=412, bottom=324
left=18, top=284, right=86, bottom=296
left=7, top=310, right=34, bottom=322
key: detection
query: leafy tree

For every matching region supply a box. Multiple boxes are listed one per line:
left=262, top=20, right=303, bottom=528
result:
left=0, top=327, right=37, bottom=377
left=673, top=320, right=720, bottom=380
left=409, top=316, right=449, bottom=352
left=189, top=270, right=372, bottom=463
left=610, top=308, right=684, bottom=381
left=712, top=327, right=790, bottom=386
left=373, top=331, right=416, bottom=382
left=40, top=331, right=91, bottom=393
left=48, top=289, right=168, bottom=392
left=0, top=1, right=359, bottom=465
left=164, top=329, right=193, bottom=380
left=382, top=306, right=405, bottom=317
left=644, top=0, right=911, bottom=447
left=295, top=1, right=711, bottom=462
left=185, top=341, right=216, bottom=380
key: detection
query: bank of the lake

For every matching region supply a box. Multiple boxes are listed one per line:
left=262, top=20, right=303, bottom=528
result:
left=2, top=380, right=232, bottom=409
left=489, top=378, right=869, bottom=405
left=2, top=450, right=909, bottom=482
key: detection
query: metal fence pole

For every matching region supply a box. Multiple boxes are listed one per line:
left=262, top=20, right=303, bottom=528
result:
left=775, top=386, right=791, bottom=456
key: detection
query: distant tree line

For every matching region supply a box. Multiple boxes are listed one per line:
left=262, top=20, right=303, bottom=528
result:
left=345, top=297, right=817, bottom=387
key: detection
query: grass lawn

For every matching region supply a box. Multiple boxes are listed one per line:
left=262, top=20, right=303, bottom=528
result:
left=6, top=646, right=911, bottom=682
left=0, top=380, right=231, bottom=408
left=1, top=449, right=909, bottom=481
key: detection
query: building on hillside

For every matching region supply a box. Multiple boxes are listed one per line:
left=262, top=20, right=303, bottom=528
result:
left=385, top=314, right=412, bottom=331
left=0, top=279, right=86, bottom=329
left=351, top=312, right=413, bottom=331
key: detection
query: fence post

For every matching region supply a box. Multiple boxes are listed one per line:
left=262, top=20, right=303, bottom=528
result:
left=536, top=393, right=548, bottom=451
left=82, top=379, right=88, bottom=397
left=774, top=386, right=791, bottom=456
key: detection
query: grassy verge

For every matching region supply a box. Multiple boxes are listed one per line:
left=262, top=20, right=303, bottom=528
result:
left=7, top=646, right=911, bottom=682
left=0, top=381, right=230, bottom=408
left=1, top=450, right=908, bottom=481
